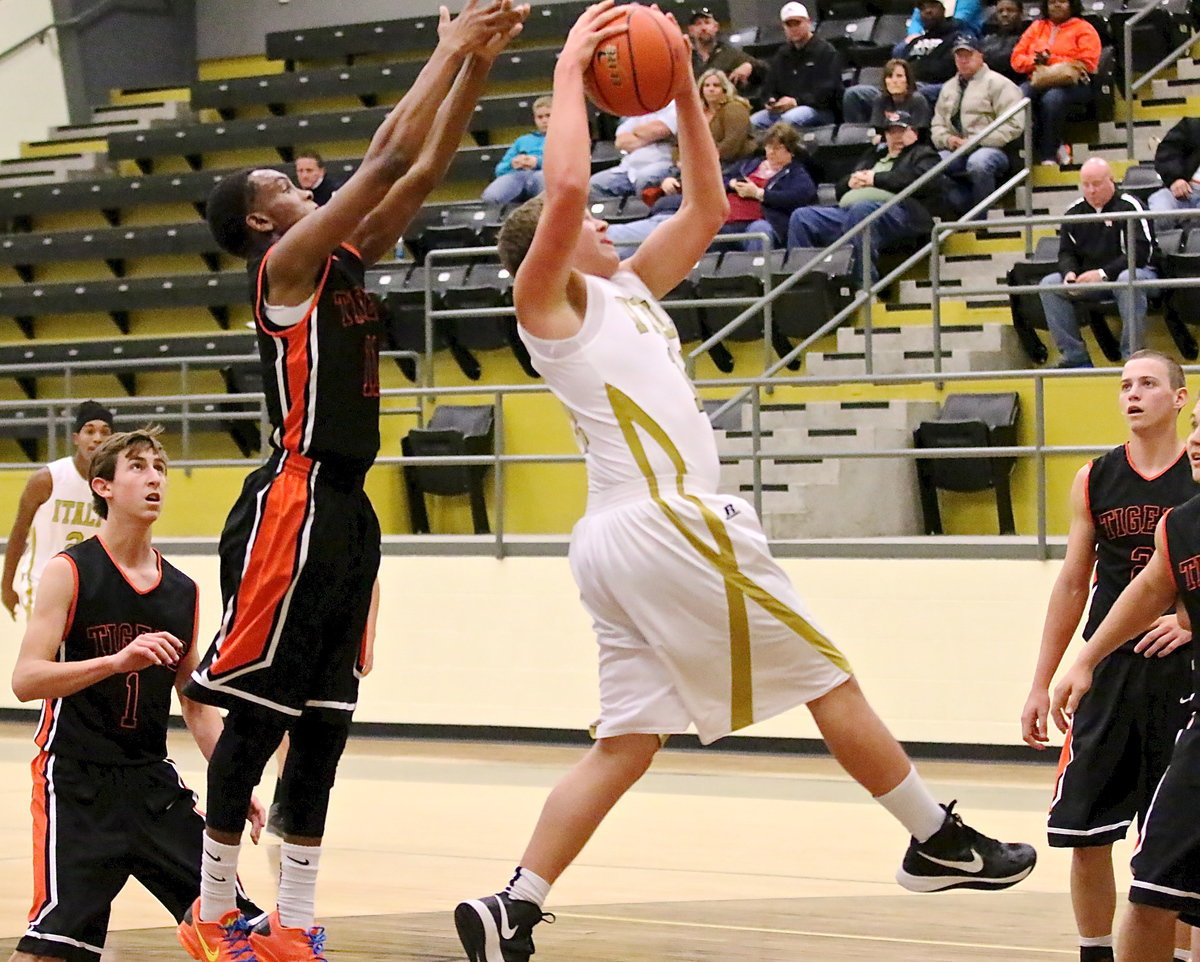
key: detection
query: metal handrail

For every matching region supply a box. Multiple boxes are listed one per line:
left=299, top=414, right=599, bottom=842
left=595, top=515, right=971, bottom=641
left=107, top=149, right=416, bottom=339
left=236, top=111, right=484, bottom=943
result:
left=1123, top=2, right=1200, bottom=154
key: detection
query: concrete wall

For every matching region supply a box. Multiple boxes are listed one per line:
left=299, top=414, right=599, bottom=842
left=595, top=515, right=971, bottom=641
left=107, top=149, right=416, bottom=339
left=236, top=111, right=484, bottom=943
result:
left=0, top=549, right=1063, bottom=750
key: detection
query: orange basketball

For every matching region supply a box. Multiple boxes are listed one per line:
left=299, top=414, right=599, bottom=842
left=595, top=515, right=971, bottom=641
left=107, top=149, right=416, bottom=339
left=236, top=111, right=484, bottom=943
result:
left=584, top=4, right=685, bottom=117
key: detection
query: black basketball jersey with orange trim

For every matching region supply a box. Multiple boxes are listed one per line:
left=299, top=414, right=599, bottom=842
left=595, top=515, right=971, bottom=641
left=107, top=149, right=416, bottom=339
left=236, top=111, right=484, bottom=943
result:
left=1164, top=493, right=1200, bottom=693
left=1084, top=443, right=1196, bottom=648
left=33, top=537, right=197, bottom=766
left=250, top=243, right=382, bottom=468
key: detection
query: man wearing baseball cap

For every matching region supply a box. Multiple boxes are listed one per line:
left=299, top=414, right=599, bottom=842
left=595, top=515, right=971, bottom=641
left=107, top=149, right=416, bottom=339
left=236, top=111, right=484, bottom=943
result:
left=786, top=111, right=948, bottom=280
left=686, top=7, right=763, bottom=88
left=2, top=400, right=114, bottom=618
left=751, top=2, right=844, bottom=131
left=931, top=33, right=1024, bottom=211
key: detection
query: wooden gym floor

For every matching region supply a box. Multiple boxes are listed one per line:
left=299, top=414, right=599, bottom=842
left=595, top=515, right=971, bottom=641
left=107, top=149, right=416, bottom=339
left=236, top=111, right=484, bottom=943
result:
left=0, top=722, right=1095, bottom=960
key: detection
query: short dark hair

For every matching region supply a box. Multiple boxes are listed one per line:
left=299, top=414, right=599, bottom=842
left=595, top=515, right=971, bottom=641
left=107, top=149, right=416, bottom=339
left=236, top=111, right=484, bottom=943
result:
left=89, top=426, right=167, bottom=520
left=1041, top=0, right=1082, bottom=17
left=762, top=122, right=803, bottom=156
left=1128, top=349, right=1186, bottom=391
left=206, top=168, right=258, bottom=258
left=497, top=195, right=546, bottom=274
left=295, top=150, right=325, bottom=167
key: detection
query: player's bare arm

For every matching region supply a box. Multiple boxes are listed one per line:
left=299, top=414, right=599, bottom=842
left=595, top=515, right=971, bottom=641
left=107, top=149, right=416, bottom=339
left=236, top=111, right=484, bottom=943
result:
left=266, top=0, right=527, bottom=305
left=350, top=13, right=529, bottom=265
left=1050, top=518, right=1179, bottom=731
left=1, top=467, right=53, bottom=619
left=11, top=556, right=182, bottom=702
left=514, top=0, right=627, bottom=340
left=1021, top=464, right=1096, bottom=748
left=624, top=17, right=728, bottom=298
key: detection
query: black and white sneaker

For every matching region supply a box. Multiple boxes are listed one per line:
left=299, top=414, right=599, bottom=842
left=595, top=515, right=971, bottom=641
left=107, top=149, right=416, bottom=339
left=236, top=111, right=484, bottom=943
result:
left=454, top=892, right=553, bottom=962
left=896, top=801, right=1037, bottom=893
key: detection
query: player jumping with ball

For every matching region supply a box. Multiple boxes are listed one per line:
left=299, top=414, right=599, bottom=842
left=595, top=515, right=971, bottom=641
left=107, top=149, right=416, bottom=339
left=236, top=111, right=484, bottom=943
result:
left=453, top=4, right=1038, bottom=961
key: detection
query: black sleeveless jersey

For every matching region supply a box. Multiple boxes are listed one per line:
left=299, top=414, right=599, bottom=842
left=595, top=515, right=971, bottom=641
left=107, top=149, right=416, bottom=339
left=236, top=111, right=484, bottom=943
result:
left=33, top=537, right=198, bottom=766
left=250, top=243, right=381, bottom=469
left=1164, top=493, right=1200, bottom=695
left=1084, top=444, right=1197, bottom=648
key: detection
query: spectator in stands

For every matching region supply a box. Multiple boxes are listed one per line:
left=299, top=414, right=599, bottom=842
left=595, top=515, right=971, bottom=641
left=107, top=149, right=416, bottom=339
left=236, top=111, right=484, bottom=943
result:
left=931, top=35, right=1024, bottom=211
left=294, top=151, right=342, bottom=206
left=843, top=0, right=973, bottom=122
left=786, top=111, right=945, bottom=279
left=751, top=2, right=843, bottom=132
left=1010, top=0, right=1101, bottom=165
left=699, top=69, right=756, bottom=163
left=1039, top=158, right=1157, bottom=368
left=980, top=0, right=1026, bottom=83
left=869, top=58, right=933, bottom=132
left=721, top=122, right=816, bottom=249
left=590, top=101, right=678, bottom=198
left=904, top=0, right=986, bottom=38
left=482, top=95, right=552, bottom=204
left=1149, top=117, right=1200, bottom=227
left=687, top=7, right=763, bottom=90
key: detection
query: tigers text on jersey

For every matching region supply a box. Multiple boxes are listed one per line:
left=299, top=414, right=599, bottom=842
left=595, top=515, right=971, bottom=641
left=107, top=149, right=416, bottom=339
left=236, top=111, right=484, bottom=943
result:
left=34, top=537, right=198, bottom=766
left=518, top=270, right=719, bottom=505
left=1084, top=443, right=1197, bottom=647
left=250, top=243, right=382, bottom=468
left=18, top=457, right=100, bottom=612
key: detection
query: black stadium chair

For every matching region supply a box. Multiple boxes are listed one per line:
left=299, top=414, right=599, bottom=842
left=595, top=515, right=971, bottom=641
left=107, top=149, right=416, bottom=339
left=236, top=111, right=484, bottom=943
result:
left=402, top=404, right=496, bottom=534
left=1120, top=164, right=1164, bottom=205
left=914, top=392, right=1020, bottom=535
left=1006, top=235, right=1060, bottom=362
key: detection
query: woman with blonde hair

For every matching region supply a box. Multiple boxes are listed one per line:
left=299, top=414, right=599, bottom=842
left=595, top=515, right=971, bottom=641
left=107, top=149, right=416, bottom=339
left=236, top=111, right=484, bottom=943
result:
left=698, top=68, right=755, bottom=162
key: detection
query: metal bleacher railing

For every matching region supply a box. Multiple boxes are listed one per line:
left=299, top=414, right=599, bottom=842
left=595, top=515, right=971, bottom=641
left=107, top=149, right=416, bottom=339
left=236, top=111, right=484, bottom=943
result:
left=1124, top=3, right=1200, bottom=155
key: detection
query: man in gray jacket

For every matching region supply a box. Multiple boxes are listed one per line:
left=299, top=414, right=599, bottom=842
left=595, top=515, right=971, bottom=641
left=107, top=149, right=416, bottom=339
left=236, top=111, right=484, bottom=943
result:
left=931, top=34, right=1024, bottom=211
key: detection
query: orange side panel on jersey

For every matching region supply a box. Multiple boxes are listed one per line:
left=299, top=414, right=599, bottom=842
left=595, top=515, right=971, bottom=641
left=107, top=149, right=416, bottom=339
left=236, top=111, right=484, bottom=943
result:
left=1051, top=728, right=1075, bottom=809
left=27, top=752, right=51, bottom=920
left=210, top=462, right=312, bottom=677
left=280, top=322, right=313, bottom=452
left=33, top=702, right=55, bottom=749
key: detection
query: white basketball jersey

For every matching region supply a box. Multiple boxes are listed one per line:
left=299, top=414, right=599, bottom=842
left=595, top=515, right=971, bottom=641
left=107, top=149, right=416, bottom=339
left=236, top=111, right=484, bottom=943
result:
left=519, top=269, right=720, bottom=504
left=17, top=456, right=101, bottom=610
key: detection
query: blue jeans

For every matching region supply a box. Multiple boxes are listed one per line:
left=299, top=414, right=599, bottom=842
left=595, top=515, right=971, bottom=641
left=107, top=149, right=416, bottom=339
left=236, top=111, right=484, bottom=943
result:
left=1149, top=183, right=1200, bottom=228
left=1021, top=81, right=1093, bottom=161
left=939, top=146, right=1011, bottom=211
left=786, top=201, right=919, bottom=281
left=589, top=162, right=673, bottom=197
left=606, top=212, right=674, bottom=250
left=718, top=218, right=778, bottom=251
left=750, top=105, right=834, bottom=130
left=481, top=169, right=544, bottom=205
left=1039, top=268, right=1158, bottom=365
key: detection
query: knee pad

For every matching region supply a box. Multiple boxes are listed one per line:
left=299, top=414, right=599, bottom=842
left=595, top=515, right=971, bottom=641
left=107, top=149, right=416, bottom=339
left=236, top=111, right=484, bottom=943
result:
left=205, top=704, right=289, bottom=835
left=274, top=711, right=352, bottom=838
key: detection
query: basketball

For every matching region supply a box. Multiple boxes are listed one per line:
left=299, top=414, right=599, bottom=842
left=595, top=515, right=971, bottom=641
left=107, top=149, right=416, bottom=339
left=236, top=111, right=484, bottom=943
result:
left=584, top=4, right=685, bottom=117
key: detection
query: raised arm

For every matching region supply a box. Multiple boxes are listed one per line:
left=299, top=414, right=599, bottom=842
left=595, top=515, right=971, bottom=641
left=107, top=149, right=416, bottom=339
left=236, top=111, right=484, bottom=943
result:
left=512, top=1, right=627, bottom=339
left=1050, top=517, right=1179, bottom=731
left=12, top=556, right=182, bottom=701
left=1020, top=464, right=1096, bottom=748
left=267, top=0, right=527, bottom=302
left=625, top=26, right=729, bottom=297
left=2, top=467, right=52, bottom=619
left=350, top=18, right=527, bottom=266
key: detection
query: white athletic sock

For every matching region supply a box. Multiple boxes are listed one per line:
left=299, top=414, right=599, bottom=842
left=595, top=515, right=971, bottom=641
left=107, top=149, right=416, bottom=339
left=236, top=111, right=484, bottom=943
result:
left=199, top=836, right=242, bottom=922
left=505, top=866, right=551, bottom=908
left=1080, top=935, right=1113, bottom=948
left=277, top=842, right=321, bottom=930
left=874, top=766, right=947, bottom=843
left=1172, top=950, right=1190, bottom=961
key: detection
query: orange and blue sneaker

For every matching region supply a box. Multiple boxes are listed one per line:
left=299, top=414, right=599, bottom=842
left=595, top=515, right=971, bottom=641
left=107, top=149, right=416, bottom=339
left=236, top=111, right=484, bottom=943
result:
left=250, top=910, right=328, bottom=962
left=177, top=898, right=259, bottom=962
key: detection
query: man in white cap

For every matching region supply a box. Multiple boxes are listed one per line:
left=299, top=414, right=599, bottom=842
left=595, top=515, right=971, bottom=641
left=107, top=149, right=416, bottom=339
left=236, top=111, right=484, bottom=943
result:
left=751, top=2, right=844, bottom=131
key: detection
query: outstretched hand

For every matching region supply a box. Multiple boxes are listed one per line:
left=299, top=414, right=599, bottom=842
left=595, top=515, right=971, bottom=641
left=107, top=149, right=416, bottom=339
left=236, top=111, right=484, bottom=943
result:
left=438, top=0, right=529, bottom=57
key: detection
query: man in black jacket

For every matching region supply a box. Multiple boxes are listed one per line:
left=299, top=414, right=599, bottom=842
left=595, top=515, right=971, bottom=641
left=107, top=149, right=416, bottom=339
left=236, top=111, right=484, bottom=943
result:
left=751, top=2, right=844, bottom=131
left=687, top=7, right=764, bottom=90
left=785, top=112, right=945, bottom=279
left=843, top=0, right=975, bottom=121
left=1149, top=116, right=1200, bottom=227
left=1040, top=158, right=1157, bottom=368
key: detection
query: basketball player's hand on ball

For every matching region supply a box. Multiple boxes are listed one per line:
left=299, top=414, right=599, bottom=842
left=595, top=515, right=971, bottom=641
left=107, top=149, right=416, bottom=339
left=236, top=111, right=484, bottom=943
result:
left=1050, top=663, right=1094, bottom=734
left=563, top=0, right=628, bottom=72
left=246, top=795, right=267, bottom=845
left=110, top=631, right=184, bottom=672
left=1134, top=613, right=1192, bottom=657
left=1019, top=688, right=1050, bottom=749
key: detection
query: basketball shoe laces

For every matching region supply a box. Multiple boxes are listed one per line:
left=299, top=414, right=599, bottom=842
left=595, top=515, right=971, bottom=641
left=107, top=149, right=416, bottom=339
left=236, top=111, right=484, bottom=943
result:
left=304, top=925, right=328, bottom=961
left=220, top=915, right=258, bottom=961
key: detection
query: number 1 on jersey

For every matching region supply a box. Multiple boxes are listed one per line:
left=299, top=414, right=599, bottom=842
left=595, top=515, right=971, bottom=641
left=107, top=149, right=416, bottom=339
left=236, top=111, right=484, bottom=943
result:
left=120, top=672, right=139, bottom=729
